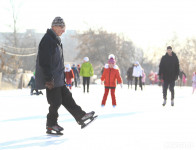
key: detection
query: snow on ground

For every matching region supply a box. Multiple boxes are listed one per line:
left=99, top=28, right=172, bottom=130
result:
left=0, top=84, right=196, bottom=150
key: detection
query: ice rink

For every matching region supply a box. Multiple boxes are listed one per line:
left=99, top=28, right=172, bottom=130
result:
left=0, top=84, right=196, bottom=150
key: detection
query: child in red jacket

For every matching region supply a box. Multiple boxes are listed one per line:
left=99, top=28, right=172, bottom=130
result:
left=101, top=58, right=122, bottom=107
left=65, top=64, right=74, bottom=89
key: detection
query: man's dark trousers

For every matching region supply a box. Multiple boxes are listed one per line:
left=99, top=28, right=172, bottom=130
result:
left=46, top=85, right=86, bottom=126
left=162, top=81, right=175, bottom=100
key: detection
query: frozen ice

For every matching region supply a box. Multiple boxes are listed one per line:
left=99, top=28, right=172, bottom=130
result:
left=0, top=85, right=196, bottom=150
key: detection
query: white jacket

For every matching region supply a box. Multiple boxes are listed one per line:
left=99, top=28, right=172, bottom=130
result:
left=132, top=62, right=143, bottom=77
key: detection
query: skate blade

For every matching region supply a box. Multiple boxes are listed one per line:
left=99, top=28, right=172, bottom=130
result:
left=46, top=130, right=63, bottom=135
left=81, top=115, right=98, bottom=129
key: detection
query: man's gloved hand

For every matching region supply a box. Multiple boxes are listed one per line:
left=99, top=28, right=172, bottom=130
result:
left=45, top=79, right=54, bottom=90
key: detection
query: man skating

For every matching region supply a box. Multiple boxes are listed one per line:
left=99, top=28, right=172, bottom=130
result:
left=158, top=46, right=179, bottom=106
left=35, top=17, right=96, bottom=134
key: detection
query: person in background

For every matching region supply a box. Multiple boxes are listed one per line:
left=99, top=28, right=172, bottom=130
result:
left=126, top=65, right=134, bottom=89
left=28, top=72, right=43, bottom=95
left=101, top=57, right=122, bottom=107
left=142, top=69, right=146, bottom=87
left=179, top=70, right=186, bottom=87
left=182, top=73, right=187, bottom=86
left=65, top=64, right=74, bottom=90
left=80, top=57, right=94, bottom=93
left=132, top=61, right=143, bottom=91
left=149, top=71, right=155, bottom=85
left=192, top=72, right=196, bottom=94
left=77, top=64, right=81, bottom=86
left=71, top=64, right=79, bottom=87
left=158, top=46, right=179, bottom=106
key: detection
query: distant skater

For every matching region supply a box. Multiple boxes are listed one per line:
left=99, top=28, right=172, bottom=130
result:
left=80, top=57, right=94, bottom=93
left=132, top=61, right=143, bottom=91
left=142, top=69, right=146, bottom=87
left=65, top=64, right=74, bottom=90
left=28, top=72, right=43, bottom=95
left=158, top=46, right=179, bottom=106
left=179, top=70, right=186, bottom=87
left=192, top=72, right=196, bottom=94
left=72, top=64, right=79, bottom=87
left=127, top=65, right=134, bottom=89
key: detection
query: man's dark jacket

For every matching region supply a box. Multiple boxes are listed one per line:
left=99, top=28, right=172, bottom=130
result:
left=158, top=52, right=179, bottom=83
left=35, top=29, right=65, bottom=89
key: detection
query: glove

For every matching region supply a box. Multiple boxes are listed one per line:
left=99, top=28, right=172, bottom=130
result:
left=45, top=79, right=54, bottom=90
left=120, top=83, right=123, bottom=88
left=101, top=81, right=104, bottom=85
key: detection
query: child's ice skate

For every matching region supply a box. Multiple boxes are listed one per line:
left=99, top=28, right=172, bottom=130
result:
left=78, top=111, right=98, bottom=129
left=46, top=125, right=63, bottom=135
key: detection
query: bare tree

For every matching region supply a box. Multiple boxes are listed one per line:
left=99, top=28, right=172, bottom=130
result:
left=74, top=28, right=142, bottom=80
left=10, top=0, right=18, bottom=47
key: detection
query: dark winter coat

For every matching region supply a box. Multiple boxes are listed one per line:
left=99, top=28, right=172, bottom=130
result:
left=158, top=52, right=179, bottom=83
left=35, top=29, right=65, bottom=89
left=72, top=66, right=79, bottom=78
left=127, top=67, right=133, bottom=81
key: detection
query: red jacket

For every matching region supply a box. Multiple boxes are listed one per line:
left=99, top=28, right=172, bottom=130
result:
left=65, top=70, right=74, bottom=81
left=101, top=68, right=122, bottom=87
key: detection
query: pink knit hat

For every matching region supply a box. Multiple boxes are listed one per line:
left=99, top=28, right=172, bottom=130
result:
left=108, top=58, right=116, bottom=64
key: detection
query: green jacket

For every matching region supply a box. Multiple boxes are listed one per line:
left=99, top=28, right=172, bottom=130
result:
left=80, top=62, right=94, bottom=77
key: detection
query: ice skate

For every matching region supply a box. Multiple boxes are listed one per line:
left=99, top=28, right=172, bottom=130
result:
left=78, top=111, right=98, bottom=129
left=162, top=99, right=167, bottom=106
left=46, top=125, right=63, bottom=135
left=55, top=123, right=64, bottom=131
left=171, top=99, right=174, bottom=106
left=39, top=91, right=43, bottom=95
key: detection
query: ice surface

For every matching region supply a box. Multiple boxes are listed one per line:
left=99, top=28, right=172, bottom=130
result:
left=0, top=84, right=196, bottom=150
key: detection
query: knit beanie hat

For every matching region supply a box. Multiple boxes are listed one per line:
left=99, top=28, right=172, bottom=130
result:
left=108, top=58, right=116, bottom=64
left=51, top=17, right=65, bottom=27
left=83, top=57, right=89, bottom=62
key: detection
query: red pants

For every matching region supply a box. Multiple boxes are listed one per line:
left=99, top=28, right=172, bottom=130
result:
left=101, top=88, right=116, bottom=106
